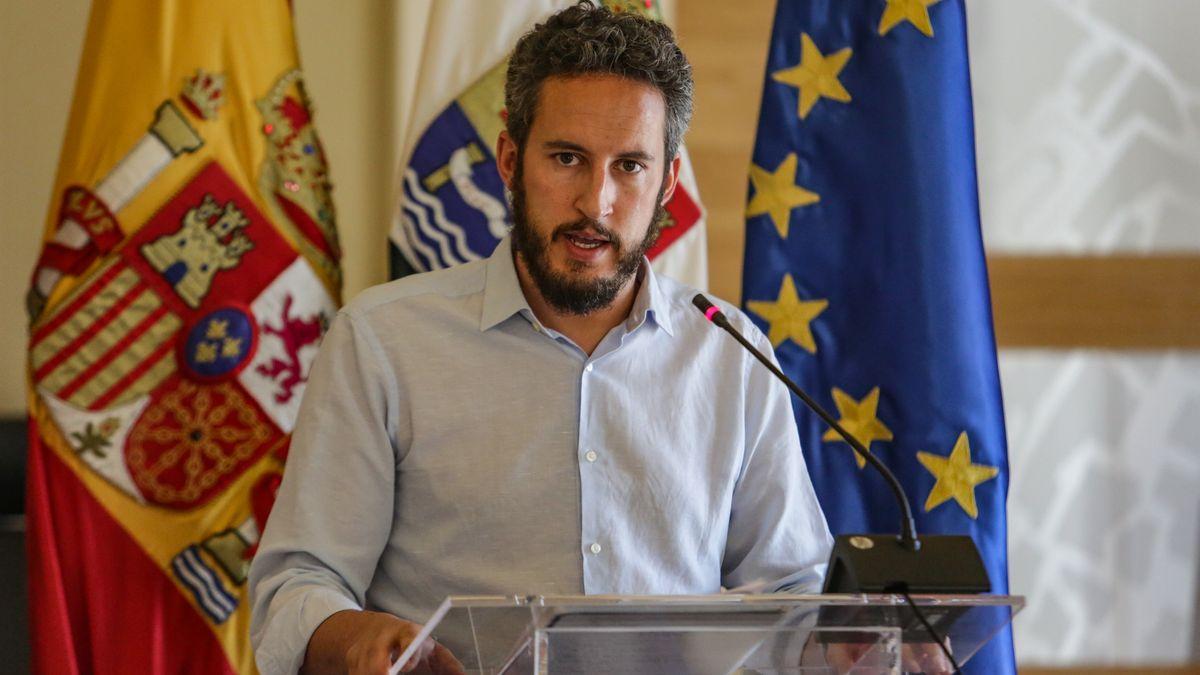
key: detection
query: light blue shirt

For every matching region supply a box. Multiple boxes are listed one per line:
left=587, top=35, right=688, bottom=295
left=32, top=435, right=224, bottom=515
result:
left=249, top=237, right=832, bottom=675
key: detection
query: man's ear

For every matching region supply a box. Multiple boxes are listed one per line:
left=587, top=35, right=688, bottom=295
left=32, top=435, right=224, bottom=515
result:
left=496, top=130, right=518, bottom=189
left=660, top=153, right=682, bottom=205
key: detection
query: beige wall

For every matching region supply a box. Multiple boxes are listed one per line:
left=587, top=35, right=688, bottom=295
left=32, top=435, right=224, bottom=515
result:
left=1, top=1, right=90, bottom=415
left=675, top=0, right=774, bottom=304
left=292, top=1, right=395, bottom=301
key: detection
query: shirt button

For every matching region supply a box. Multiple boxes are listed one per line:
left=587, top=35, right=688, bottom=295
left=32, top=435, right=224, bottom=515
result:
left=584, top=450, right=598, bottom=463
left=584, top=364, right=594, bottom=373
left=589, top=542, right=603, bottom=555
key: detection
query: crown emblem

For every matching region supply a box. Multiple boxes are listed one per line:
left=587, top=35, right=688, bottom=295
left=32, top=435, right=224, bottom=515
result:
left=181, top=69, right=226, bottom=120
left=256, top=69, right=341, bottom=287
left=140, top=194, right=254, bottom=308
left=604, top=0, right=656, bottom=17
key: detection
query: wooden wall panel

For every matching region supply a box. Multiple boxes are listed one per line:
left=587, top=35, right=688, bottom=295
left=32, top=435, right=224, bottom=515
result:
left=988, top=256, right=1200, bottom=349
left=675, top=0, right=775, bottom=305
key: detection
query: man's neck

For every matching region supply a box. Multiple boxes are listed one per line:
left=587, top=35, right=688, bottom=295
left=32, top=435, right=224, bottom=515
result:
left=514, top=252, right=639, bottom=356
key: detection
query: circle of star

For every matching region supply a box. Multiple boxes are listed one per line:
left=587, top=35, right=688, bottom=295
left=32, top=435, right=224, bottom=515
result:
left=746, top=153, right=819, bottom=239
left=745, top=273, right=828, bottom=353
left=772, top=33, right=853, bottom=119
left=878, top=0, right=943, bottom=38
left=916, top=431, right=1000, bottom=519
left=822, top=386, right=894, bottom=469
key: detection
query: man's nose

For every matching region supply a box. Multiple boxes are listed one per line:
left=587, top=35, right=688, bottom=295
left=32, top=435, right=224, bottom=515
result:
left=574, top=164, right=615, bottom=222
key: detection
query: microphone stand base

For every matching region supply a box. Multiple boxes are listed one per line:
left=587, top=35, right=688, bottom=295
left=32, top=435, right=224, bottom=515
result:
left=822, top=534, right=991, bottom=594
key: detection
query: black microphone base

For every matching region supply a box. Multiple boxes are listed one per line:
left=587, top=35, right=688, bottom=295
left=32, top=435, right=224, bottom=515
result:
left=822, top=534, right=991, bottom=594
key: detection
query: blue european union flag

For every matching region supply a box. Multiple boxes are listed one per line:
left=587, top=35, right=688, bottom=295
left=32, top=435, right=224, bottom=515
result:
left=740, top=1, right=1015, bottom=672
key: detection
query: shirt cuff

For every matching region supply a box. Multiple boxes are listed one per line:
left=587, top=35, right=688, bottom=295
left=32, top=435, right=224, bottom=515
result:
left=258, top=587, right=361, bottom=675
left=767, top=562, right=829, bottom=595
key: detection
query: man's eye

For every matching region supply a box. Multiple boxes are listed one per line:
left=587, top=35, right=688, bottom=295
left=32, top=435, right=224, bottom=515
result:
left=618, top=159, right=644, bottom=174
left=555, top=153, right=580, bottom=166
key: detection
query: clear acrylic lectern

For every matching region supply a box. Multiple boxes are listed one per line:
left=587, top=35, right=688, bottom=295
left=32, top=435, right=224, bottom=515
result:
left=390, top=593, right=1023, bottom=674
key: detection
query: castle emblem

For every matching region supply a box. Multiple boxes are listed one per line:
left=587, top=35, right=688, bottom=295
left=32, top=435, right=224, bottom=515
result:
left=140, top=194, right=254, bottom=308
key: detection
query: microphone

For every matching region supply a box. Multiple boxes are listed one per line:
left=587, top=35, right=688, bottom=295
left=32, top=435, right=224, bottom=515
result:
left=692, top=294, right=990, bottom=595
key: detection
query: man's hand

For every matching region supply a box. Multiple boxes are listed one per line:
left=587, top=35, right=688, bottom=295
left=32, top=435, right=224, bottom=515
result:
left=301, top=609, right=466, bottom=675
left=823, top=639, right=955, bottom=674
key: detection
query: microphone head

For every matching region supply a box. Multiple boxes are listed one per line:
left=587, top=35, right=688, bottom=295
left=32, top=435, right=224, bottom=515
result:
left=692, top=294, right=726, bottom=325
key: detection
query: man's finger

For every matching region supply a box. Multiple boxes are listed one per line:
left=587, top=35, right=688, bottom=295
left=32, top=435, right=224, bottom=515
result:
left=901, top=642, right=953, bottom=675
left=393, top=642, right=427, bottom=672
left=390, top=630, right=434, bottom=673
left=918, top=641, right=954, bottom=675
left=396, top=653, right=420, bottom=673
left=824, top=642, right=870, bottom=674
left=365, top=643, right=404, bottom=675
left=427, top=641, right=467, bottom=675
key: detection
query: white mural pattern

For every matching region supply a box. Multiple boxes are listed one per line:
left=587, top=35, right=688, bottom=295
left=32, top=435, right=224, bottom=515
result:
left=968, top=0, right=1200, bottom=665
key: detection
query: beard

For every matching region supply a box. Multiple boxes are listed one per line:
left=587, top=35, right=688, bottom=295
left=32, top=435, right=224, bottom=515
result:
left=509, top=161, right=668, bottom=316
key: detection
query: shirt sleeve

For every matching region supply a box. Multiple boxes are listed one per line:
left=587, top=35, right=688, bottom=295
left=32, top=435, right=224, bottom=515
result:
left=720, top=315, right=833, bottom=594
left=248, top=309, right=403, bottom=675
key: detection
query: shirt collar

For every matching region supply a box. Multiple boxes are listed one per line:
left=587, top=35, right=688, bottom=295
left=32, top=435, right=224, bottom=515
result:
left=627, top=259, right=675, bottom=337
left=480, top=236, right=532, bottom=331
left=479, top=235, right=675, bottom=337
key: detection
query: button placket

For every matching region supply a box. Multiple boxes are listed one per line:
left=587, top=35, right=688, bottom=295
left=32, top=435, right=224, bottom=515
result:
left=578, top=357, right=599, bottom=585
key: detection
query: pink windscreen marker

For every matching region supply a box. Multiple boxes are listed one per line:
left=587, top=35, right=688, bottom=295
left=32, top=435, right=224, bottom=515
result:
left=704, top=306, right=720, bottom=322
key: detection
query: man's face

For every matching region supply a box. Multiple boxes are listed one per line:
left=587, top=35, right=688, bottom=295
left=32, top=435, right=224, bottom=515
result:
left=498, top=74, right=680, bottom=315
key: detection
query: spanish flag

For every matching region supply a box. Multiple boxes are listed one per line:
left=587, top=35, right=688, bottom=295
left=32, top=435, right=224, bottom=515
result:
left=25, top=2, right=340, bottom=672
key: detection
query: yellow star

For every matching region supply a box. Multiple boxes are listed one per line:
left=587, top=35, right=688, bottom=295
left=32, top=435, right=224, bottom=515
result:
left=194, top=342, right=218, bottom=364
left=221, top=337, right=243, bottom=358
left=878, top=0, right=942, bottom=38
left=772, top=33, right=852, bottom=119
left=916, top=432, right=1000, bottom=519
left=746, top=153, right=820, bottom=239
left=206, top=319, right=229, bottom=340
left=746, top=274, right=828, bottom=353
left=822, top=387, right=894, bottom=468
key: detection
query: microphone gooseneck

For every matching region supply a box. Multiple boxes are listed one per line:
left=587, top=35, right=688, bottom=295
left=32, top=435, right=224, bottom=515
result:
left=691, top=294, right=920, bottom=551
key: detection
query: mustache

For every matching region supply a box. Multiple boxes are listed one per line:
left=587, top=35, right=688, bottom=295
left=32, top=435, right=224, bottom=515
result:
left=551, top=220, right=621, bottom=247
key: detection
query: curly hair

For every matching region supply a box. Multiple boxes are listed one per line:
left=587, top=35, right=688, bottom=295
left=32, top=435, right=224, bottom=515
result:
left=504, top=1, right=694, bottom=162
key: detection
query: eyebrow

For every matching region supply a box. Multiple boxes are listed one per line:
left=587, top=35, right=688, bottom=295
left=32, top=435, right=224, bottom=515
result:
left=542, top=139, right=656, bottom=163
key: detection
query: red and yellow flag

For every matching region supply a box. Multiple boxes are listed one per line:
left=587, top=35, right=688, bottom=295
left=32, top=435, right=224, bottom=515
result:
left=25, top=2, right=340, bottom=672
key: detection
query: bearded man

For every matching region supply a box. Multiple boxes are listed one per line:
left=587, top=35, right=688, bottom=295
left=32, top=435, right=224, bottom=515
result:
left=249, top=4, right=832, bottom=674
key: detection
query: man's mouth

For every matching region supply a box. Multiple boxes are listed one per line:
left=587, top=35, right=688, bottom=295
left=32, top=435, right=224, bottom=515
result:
left=562, top=231, right=611, bottom=251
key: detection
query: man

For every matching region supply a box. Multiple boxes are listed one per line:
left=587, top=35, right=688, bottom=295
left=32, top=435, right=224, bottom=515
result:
left=249, top=4, right=832, bottom=674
